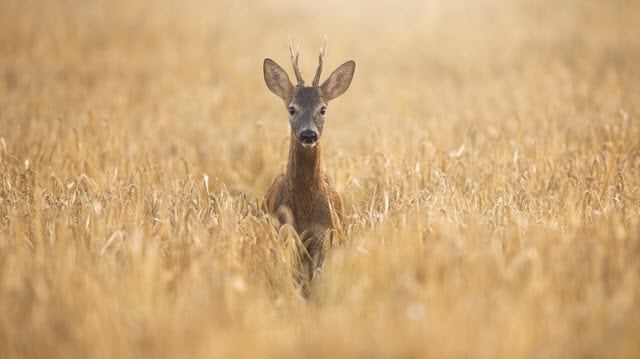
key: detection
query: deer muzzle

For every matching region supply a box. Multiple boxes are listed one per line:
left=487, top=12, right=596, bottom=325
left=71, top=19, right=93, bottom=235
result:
left=299, top=129, right=318, bottom=147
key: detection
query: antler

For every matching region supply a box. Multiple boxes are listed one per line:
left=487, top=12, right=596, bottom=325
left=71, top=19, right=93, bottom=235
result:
left=312, top=35, right=327, bottom=86
left=288, top=36, right=305, bottom=86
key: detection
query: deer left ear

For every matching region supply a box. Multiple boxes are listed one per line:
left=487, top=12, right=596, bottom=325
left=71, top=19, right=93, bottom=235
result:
left=321, top=60, right=355, bottom=102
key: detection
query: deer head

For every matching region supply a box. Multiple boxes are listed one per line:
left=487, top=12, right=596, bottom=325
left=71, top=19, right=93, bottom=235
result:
left=263, top=36, right=355, bottom=147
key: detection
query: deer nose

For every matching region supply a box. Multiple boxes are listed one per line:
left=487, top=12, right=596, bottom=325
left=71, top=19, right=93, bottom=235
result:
left=300, top=130, right=318, bottom=144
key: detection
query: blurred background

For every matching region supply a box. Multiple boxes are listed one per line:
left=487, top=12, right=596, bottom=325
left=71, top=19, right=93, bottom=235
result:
left=1, top=0, right=640, bottom=358
left=2, top=1, right=638, bottom=194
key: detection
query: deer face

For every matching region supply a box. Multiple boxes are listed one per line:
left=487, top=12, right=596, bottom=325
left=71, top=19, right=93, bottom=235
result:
left=287, top=87, right=326, bottom=147
left=263, top=38, right=355, bottom=148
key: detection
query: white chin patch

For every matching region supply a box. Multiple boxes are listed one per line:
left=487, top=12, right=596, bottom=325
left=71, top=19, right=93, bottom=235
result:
left=301, top=142, right=317, bottom=148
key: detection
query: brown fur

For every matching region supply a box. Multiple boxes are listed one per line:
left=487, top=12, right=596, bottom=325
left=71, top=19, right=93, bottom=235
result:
left=264, top=136, right=343, bottom=291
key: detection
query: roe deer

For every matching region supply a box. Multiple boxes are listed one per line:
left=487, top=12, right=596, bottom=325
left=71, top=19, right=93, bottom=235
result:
left=263, top=36, right=355, bottom=296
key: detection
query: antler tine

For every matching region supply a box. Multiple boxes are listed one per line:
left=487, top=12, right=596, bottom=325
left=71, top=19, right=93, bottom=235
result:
left=288, top=35, right=305, bottom=85
left=312, top=34, right=328, bottom=86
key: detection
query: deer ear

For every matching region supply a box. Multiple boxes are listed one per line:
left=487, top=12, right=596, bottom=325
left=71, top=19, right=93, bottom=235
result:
left=321, top=60, right=355, bottom=102
left=264, top=58, right=293, bottom=101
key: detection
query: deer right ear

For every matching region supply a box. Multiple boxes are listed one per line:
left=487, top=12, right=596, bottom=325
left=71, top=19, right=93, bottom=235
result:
left=264, top=58, right=294, bottom=101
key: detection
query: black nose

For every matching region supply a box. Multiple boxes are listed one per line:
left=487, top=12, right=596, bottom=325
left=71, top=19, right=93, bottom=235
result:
left=300, top=130, right=318, bottom=144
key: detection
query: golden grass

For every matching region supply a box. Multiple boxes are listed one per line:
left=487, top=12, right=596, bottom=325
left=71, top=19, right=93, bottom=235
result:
left=1, top=0, right=640, bottom=357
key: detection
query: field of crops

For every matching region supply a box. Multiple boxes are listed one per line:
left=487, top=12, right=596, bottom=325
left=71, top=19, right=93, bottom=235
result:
left=1, top=0, right=639, bottom=357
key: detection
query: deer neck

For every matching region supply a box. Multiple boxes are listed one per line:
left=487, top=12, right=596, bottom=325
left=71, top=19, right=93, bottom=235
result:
left=286, top=135, right=324, bottom=195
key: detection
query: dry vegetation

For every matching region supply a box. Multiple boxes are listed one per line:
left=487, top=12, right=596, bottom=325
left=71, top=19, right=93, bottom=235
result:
left=1, top=0, right=640, bottom=357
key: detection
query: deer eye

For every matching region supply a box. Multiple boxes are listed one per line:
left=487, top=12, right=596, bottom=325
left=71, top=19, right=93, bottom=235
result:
left=320, top=107, right=327, bottom=116
left=288, top=107, right=296, bottom=116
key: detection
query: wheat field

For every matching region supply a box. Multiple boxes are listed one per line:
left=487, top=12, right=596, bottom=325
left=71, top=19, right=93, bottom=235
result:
left=1, top=0, right=639, bottom=357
